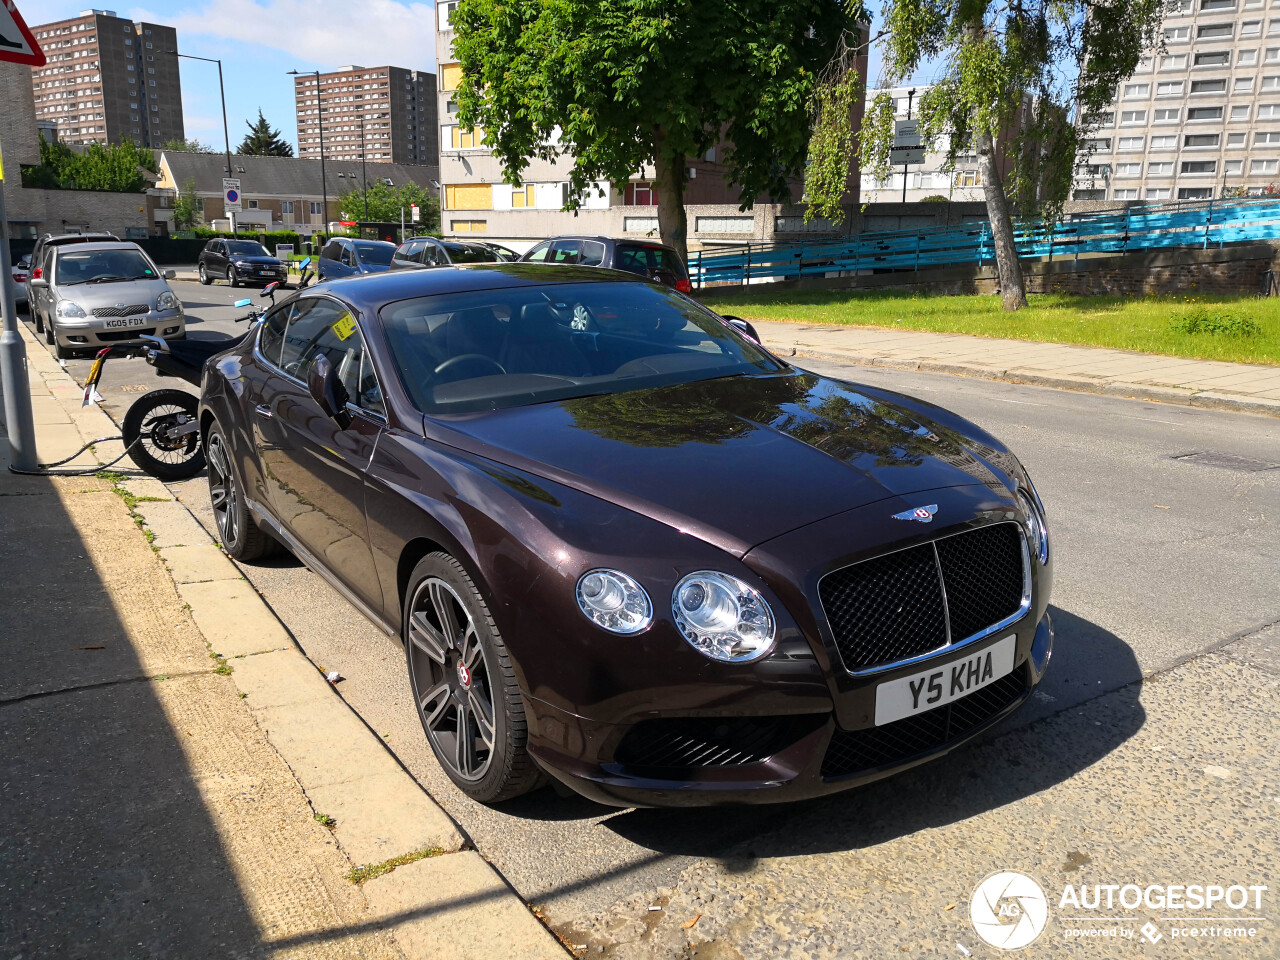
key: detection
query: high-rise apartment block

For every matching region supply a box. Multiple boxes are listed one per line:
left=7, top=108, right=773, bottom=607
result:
left=294, top=65, right=438, bottom=165
left=1077, top=0, right=1280, bottom=201
left=30, top=9, right=183, bottom=147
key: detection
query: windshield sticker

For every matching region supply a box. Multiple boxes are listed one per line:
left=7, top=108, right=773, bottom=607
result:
left=332, top=314, right=357, bottom=341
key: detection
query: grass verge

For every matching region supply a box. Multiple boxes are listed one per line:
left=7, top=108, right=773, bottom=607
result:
left=699, top=289, right=1280, bottom=365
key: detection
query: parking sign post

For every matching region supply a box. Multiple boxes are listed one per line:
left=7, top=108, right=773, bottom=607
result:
left=0, top=2, right=45, bottom=472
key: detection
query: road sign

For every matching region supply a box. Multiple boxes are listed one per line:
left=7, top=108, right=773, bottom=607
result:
left=223, top=177, right=241, bottom=211
left=0, top=1, right=45, bottom=66
left=890, top=147, right=926, bottom=166
left=411, top=204, right=420, bottom=223
left=893, top=119, right=923, bottom=149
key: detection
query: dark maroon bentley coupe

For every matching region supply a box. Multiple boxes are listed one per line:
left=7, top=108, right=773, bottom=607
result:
left=198, top=264, right=1053, bottom=806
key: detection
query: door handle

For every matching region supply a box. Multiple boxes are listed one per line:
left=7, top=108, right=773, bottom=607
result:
left=254, top=403, right=273, bottom=420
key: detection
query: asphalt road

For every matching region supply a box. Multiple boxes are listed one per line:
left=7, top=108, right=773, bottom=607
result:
left=22, top=290, right=1280, bottom=949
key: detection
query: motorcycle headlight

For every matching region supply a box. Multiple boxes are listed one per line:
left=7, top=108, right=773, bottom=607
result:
left=56, top=300, right=86, bottom=318
left=672, top=571, right=775, bottom=663
left=575, top=569, right=653, bottom=635
left=1016, top=480, right=1049, bottom=565
left=156, top=290, right=180, bottom=311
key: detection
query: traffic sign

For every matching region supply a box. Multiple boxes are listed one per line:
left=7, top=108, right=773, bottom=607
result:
left=889, top=147, right=926, bottom=166
left=223, top=177, right=241, bottom=211
left=0, top=1, right=45, bottom=67
left=893, top=119, right=922, bottom=149
left=411, top=204, right=420, bottom=223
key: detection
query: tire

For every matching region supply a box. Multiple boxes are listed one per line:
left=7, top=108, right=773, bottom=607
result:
left=34, top=310, right=43, bottom=334
left=198, top=263, right=211, bottom=285
left=205, top=422, right=274, bottom=560
left=226, top=266, right=239, bottom=288
left=404, top=553, right=543, bottom=804
left=123, top=389, right=206, bottom=481
left=44, top=316, right=54, bottom=345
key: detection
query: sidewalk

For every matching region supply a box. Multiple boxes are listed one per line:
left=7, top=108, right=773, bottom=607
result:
left=0, top=324, right=567, bottom=959
left=756, top=321, right=1280, bottom=417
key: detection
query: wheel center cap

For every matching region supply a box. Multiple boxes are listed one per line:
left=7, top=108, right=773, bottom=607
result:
left=456, top=661, right=472, bottom=689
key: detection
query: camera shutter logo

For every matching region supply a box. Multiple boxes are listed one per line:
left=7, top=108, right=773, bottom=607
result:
left=970, top=871, right=1050, bottom=950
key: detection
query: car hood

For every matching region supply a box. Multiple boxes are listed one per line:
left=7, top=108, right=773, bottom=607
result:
left=229, top=256, right=283, bottom=266
left=428, top=371, right=1021, bottom=557
left=54, top=278, right=172, bottom=307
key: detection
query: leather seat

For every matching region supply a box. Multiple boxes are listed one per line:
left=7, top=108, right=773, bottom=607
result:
left=500, top=303, right=591, bottom=377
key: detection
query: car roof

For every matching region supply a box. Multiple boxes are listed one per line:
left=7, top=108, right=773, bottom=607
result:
left=539, top=235, right=677, bottom=250
left=311, top=262, right=648, bottom=312
left=40, top=232, right=117, bottom=247
left=54, top=241, right=147, bottom=254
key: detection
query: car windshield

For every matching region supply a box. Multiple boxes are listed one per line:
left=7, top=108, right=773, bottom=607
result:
left=227, top=241, right=271, bottom=257
left=56, top=249, right=157, bottom=285
left=355, top=242, right=396, bottom=266
left=442, top=242, right=503, bottom=264
left=379, top=280, right=785, bottom=414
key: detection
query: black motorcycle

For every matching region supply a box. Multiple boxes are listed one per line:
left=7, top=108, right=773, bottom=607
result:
left=84, top=260, right=313, bottom=480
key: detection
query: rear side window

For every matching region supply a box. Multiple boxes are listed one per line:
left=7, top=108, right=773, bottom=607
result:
left=613, top=245, right=652, bottom=277
left=579, top=240, right=606, bottom=267
left=320, top=241, right=342, bottom=260
left=550, top=240, right=582, bottom=264
left=398, top=241, right=423, bottom=262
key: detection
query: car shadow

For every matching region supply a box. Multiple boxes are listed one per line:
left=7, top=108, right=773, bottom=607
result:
left=510, top=607, right=1145, bottom=864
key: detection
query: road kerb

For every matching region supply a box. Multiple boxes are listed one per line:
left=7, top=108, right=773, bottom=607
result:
left=20, top=321, right=567, bottom=960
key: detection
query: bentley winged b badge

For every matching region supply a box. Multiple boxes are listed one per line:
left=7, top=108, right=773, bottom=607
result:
left=893, top=504, right=938, bottom=523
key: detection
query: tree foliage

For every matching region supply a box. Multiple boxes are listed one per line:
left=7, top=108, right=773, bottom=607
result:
left=173, top=178, right=202, bottom=229
left=162, top=138, right=215, bottom=154
left=806, top=0, right=1164, bottom=310
left=238, top=109, right=294, bottom=157
left=21, top=135, right=157, bottom=192
left=337, top=180, right=440, bottom=228
left=451, top=0, right=857, bottom=261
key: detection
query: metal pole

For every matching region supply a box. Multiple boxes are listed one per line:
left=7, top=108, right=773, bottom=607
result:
left=215, top=59, right=234, bottom=236
left=0, top=143, right=37, bottom=472
left=316, top=71, right=328, bottom=242
left=902, top=89, right=915, bottom=205
left=359, top=113, right=368, bottom=223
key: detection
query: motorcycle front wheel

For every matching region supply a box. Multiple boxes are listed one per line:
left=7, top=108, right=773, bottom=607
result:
left=123, top=389, right=206, bottom=481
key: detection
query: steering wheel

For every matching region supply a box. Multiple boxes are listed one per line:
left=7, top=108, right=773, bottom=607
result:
left=432, top=354, right=506, bottom=383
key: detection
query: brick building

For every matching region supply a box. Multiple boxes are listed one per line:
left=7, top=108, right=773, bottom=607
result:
left=29, top=9, right=183, bottom=148
left=294, top=65, right=437, bottom=166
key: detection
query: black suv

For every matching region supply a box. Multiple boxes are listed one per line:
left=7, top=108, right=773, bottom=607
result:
left=390, top=237, right=507, bottom=269
left=198, top=238, right=288, bottom=287
left=519, top=236, right=690, bottom=292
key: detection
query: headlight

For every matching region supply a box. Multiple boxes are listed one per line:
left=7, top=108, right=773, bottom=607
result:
left=56, top=300, right=86, bottom=318
left=156, top=290, right=180, bottom=311
left=575, top=569, right=653, bottom=634
left=233, top=260, right=248, bottom=268
left=1016, top=485, right=1049, bottom=564
left=672, top=571, right=775, bottom=663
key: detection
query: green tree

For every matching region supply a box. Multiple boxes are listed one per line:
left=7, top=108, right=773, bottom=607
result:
left=173, top=178, right=202, bottom=229
left=451, top=0, right=857, bottom=262
left=237, top=109, right=294, bottom=157
left=807, top=0, right=1164, bottom=311
left=161, top=137, right=215, bottom=154
left=21, top=135, right=156, bottom=192
left=338, top=180, right=439, bottom=228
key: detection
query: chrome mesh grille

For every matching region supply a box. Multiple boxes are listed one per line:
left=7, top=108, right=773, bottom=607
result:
left=818, top=522, right=1026, bottom=674
left=91, top=304, right=149, bottom=318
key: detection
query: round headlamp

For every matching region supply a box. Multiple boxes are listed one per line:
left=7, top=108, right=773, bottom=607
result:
left=672, top=571, right=776, bottom=663
left=575, top=569, right=653, bottom=634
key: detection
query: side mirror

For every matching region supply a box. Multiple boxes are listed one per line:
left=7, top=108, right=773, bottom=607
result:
left=234, top=297, right=252, bottom=308
left=723, top=315, right=761, bottom=344
left=163, top=269, right=177, bottom=280
left=299, top=256, right=312, bottom=270
left=30, top=277, right=48, bottom=289
left=307, top=354, right=353, bottom=429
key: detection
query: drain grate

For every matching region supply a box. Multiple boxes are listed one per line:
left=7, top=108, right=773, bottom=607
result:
left=1171, top=452, right=1280, bottom=473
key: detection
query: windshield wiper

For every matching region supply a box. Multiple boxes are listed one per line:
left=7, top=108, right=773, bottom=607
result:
left=81, top=275, right=132, bottom=284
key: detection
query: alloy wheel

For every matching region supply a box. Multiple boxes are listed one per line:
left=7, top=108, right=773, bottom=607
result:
left=407, top=577, right=497, bottom=781
left=206, top=431, right=240, bottom=546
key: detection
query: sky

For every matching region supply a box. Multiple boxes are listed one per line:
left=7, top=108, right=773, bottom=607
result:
left=31, top=0, right=911, bottom=153
left=35, top=0, right=440, bottom=152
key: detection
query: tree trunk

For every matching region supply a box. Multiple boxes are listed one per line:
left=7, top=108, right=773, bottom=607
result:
left=978, top=128, right=1027, bottom=311
left=652, top=126, right=688, bottom=263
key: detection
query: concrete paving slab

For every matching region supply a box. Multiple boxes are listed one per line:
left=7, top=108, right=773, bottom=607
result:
left=162, top=543, right=242, bottom=584
left=364, top=852, right=566, bottom=960
left=307, top=772, right=465, bottom=867
left=135, top=497, right=208, bottom=548
left=177, top=579, right=294, bottom=658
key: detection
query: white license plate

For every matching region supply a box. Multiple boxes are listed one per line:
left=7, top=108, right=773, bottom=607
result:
left=874, top=634, right=1016, bottom=726
left=258, top=270, right=275, bottom=275
left=102, top=316, right=147, bottom=329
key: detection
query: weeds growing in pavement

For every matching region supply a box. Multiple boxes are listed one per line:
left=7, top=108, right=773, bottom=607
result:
left=345, top=847, right=446, bottom=885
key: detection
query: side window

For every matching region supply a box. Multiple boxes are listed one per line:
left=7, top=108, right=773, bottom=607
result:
left=280, top=298, right=383, bottom=414
left=614, top=245, right=653, bottom=277
left=279, top=298, right=348, bottom=377
left=579, top=240, right=606, bottom=267
left=422, top=242, right=441, bottom=265
left=356, top=347, right=386, bottom=416
left=523, top=241, right=551, bottom=262
left=320, top=241, right=341, bottom=260
left=257, top=302, right=293, bottom=366
left=550, top=240, right=582, bottom=264
left=399, top=241, right=422, bottom=262
left=339, top=244, right=355, bottom=267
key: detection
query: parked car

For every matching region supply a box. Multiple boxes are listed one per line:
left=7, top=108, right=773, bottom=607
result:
left=198, top=238, right=288, bottom=287
left=316, top=237, right=397, bottom=280
left=30, top=241, right=185, bottom=359
left=519, top=236, right=691, bottom=292
left=198, top=263, right=1052, bottom=808
left=27, top=232, right=118, bottom=308
left=10, top=254, right=31, bottom=308
left=389, top=236, right=506, bottom=269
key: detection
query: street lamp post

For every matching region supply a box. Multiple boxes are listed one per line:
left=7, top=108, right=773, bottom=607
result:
left=167, top=50, right=235, bottom=234
left=358, top=112, right=368, bottom=222
left=289, top=69, right=328, bottom=243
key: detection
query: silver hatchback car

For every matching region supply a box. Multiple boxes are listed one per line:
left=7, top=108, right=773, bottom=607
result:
left=30, top=241, right=185, bottom=359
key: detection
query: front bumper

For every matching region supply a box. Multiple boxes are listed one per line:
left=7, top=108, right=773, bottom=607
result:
left=232, top=263, right=287, bottom=283
left=527, top=611, right=1053, bottom=807
left=54, top=310, right=186, bottom=347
